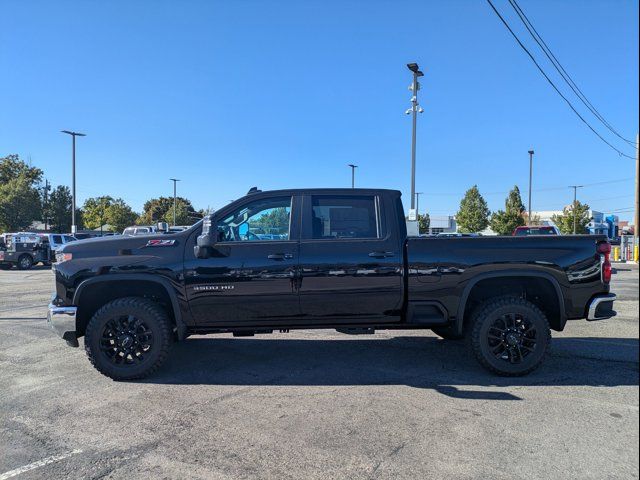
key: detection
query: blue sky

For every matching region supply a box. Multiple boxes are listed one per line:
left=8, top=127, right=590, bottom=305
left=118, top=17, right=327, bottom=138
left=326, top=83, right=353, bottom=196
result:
left=1, top=0, right=638, bottom=220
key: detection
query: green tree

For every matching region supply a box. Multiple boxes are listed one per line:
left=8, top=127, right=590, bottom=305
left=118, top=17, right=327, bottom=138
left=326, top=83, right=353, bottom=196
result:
left=456, top=185, right=490, bottom=233
left=47, top=185, right=73, bottom=233
left=0, top=154, right=42, bottom=184
left=252, top=207, right=290, bottom=234
left=551, top=201, right=591, bottom=234
left=418, top=213, right=430, bottom=234
left=139, top=197, right=199, bottom=225
left=0, top=175, right=42, bottom=232
left=490, top=185, right=526, bottom=235
left=82, top=196, right=137, bottom=232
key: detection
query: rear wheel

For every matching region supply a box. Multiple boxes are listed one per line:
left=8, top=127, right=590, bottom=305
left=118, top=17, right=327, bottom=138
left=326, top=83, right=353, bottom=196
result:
left=85, top=297, right=172, bottom=381
left=17, top=254, right=33, bottom=270
left=469, top=296, right=550, bottom=376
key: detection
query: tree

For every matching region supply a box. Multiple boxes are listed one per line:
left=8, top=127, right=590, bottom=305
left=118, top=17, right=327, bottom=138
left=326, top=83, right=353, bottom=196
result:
left=551, top=201, right=591, bottom=234
left=490, top=185, right=526, bottom=235
left=252, top=207, right=290, bottom=234
left=82, top=196, right=137, bottom=232
left=0, top=155, right=43, bottom=233
left=139, top=197, right=199, bottom=225
left=456, top=185, right=490, bottom=233
left=47, top=185, right=73, bottom=233
left=0, top=175, right=42, bottom=232
left=418, top=213, right=430, bottom=234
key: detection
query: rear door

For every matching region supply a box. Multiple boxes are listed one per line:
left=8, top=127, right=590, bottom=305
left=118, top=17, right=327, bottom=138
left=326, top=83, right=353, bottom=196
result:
left=298, top=193, right=403, bottom=323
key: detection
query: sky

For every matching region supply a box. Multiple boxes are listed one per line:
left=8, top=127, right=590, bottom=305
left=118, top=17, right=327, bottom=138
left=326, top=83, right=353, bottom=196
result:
left=1, top=0, right=638, bottom=220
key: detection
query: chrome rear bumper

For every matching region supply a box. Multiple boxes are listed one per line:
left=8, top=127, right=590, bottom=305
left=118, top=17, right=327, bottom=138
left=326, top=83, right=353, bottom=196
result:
left=47, top=297, right=79, bottom=347
left=587, top=293, right=617, bottom=321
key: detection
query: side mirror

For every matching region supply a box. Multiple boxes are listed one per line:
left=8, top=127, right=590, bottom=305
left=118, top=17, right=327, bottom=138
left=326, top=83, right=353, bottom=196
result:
left=195, top=214, right=215, bottom=259
left=156, top=222, right=169, bottom=233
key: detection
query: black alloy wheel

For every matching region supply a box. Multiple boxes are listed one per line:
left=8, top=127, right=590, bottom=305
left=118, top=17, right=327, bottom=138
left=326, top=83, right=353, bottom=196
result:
left=470, top=296, right=551, bottom=376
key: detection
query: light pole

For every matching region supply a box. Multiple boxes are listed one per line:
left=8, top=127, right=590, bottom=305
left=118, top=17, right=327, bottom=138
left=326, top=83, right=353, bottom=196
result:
left=415, top=192, right=424, bottom=217
left=569, top=185, right=584, bottom=234
left=406, top=63, right=424, bottom=211
left=170, top=178, right=180, bottom=226
left=61, top=130, right=86, bottom=234
left=348, top=164, right=358, bottom=188
left=527, top=149, right=534, bottom=224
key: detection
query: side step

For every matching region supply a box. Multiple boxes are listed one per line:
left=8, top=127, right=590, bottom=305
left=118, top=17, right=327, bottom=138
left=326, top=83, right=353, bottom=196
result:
left=232, top=329, right=273, bottom=337
left=336, top=327, right=375, bottom=335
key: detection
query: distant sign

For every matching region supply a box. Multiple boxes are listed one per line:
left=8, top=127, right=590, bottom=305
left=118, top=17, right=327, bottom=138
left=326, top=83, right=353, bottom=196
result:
left=408, top=209, right=417, bottom=221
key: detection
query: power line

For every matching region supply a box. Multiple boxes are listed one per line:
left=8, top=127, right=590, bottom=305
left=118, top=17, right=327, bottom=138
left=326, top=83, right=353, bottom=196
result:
left=486, top=0, right=636, bottom=160
left=507, top=0, right=636, bottom=147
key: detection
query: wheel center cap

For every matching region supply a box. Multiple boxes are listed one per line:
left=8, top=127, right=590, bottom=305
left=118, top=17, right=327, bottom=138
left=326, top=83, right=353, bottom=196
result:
left=506, top=333, right=518, bottom=346
left=119, top=335, right=134, bottom=348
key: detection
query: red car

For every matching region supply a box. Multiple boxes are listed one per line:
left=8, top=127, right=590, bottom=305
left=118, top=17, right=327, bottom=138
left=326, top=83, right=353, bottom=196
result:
left=513, top=226, right=559, bottom=236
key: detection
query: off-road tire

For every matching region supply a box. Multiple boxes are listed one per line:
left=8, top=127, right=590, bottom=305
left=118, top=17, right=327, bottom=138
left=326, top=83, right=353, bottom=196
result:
left=17, top=254, right=33, bottom=270
left=85, top=297, right=172, bottom=381
left=431, top=326, right=465, bottom=340
left=469, top=296, right=551, bottom=376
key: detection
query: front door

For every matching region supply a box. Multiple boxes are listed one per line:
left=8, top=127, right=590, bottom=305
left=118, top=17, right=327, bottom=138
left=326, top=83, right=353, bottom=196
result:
left=185, top=195, right=301, bottom=326
left=298, top=193, right=403, bottom=323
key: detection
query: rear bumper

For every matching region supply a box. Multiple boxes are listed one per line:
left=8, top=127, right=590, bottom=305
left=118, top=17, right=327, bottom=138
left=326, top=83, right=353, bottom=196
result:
left=586, top=293, right=617, bottom=321
left=47, top=297, right=79, bottom=347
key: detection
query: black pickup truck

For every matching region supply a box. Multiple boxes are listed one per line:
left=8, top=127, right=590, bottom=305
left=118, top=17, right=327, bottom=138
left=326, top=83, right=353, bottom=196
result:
left=47, top=188, right=616, bottom=380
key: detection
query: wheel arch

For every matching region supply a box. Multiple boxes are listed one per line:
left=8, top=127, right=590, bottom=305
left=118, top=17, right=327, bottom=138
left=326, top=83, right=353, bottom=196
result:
left=73, top=274, right=187, bottom=340
left=456, top=271, right=566, bottom=332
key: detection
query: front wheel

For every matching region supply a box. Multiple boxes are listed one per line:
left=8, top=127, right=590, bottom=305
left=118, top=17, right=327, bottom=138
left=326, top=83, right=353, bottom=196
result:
left=469, top=296, right=550, bottom=376
left=17, top=254, right=33, bottom=270
left=85, top=297, right=172, bottom=380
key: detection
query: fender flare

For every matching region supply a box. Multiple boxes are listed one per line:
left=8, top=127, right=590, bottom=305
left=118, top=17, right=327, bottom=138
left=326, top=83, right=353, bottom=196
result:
left=455, top=270, right=566, bottom=333
left=73, top=273, right=187, bottom=340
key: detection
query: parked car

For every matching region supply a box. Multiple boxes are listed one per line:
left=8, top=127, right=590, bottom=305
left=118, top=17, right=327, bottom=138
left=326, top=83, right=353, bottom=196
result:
left=513, top=225, right=559, bottom=236
left=122, top=226, right=159, bottom=236
left=48, top=188, right=615, bottom=380
left=1, top=233, right=52, bottom=269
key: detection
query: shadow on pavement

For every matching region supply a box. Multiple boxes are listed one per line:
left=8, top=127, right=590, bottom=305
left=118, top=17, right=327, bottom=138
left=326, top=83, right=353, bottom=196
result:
left=143, top=335, right=639, bottom=400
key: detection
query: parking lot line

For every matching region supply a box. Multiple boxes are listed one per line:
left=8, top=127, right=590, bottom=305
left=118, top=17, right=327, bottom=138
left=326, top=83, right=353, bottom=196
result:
left=0, top=449, right=82, bottom=480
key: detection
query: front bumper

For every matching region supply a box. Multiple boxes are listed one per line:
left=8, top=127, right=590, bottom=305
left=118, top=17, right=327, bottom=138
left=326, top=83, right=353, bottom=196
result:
left=47, top=297, right=79, bottom=347
left=586, top=293, right=617, bottom=321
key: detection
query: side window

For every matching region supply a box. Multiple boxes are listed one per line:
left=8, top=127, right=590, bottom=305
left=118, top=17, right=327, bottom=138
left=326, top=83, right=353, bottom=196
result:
left=63, top=235, right=75, bottom=243
left=217, top=196, right=291, bottom=242
left=52, top=235, right=63, bottom=244
left=311, top=195, right=378, bottom=239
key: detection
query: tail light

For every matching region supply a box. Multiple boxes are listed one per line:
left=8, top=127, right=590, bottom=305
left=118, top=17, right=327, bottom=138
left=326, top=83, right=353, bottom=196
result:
left=597, top=241, right=611, bottom=284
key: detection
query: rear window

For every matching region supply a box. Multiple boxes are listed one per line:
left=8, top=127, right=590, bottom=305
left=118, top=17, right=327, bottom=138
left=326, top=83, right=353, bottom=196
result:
left=311, top=195, right=379, bottom=239
left=515, top=227, right=555, bottom=236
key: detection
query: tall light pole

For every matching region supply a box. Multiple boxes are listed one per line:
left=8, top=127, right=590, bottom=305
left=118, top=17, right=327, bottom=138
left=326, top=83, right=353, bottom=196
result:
left=61, top=130, right=86, bottom=234
left=406, top=63, right=424, bottom=211
left=569, top=185, right=584, bottom=234
left=634, top=133, right=639, bottom=260
left=415, top=192, right=424, bottom=217
left=170, top=178, right=180, bottom=226
left=527, top=149, right=534, bottom=224
left=348, top=164, right=358, bottom=188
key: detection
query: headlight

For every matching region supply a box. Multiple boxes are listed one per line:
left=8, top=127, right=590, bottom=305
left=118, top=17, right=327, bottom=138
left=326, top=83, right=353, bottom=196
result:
left=55, top=252, right=73, bottom=263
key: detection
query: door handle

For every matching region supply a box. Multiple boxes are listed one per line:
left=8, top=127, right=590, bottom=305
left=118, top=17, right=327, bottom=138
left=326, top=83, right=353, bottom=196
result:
left=268, top=253, right=293, bottom=261
left=368, top=251, right=395, bottom=259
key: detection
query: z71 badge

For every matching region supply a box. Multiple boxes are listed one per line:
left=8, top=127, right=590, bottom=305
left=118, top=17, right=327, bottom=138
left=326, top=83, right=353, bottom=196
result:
left=144, top=239, right=176, bottom=247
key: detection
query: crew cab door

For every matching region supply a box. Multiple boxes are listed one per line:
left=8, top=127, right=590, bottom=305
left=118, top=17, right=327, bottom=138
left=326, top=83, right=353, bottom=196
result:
left=298, top=193, right=403, bottom=323
left=184, top=194, right=302, bottom=326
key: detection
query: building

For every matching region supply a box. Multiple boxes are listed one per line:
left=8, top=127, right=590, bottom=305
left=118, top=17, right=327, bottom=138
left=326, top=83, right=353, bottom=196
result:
left=427, top=215, right=456, bottom=235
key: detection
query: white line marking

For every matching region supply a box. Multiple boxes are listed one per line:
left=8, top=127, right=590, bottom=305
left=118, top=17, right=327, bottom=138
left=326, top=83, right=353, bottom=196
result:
left=0, top=450, right=82, bottom=480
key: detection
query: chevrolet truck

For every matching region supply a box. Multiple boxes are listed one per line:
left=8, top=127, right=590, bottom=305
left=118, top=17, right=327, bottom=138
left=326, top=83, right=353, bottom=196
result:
left=47, top=188, right=616, bottom=380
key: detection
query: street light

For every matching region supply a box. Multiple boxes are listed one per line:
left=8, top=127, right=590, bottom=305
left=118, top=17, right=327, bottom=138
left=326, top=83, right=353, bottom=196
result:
left=569, top=185, right=584, bottom=234
left=527, top=149, right=534, bottom=224
left=61, top=130, right=86, bottom=234
left=415, top=192, right=424, bottom=217
left=348, top=164, right=358, bottom=188
left=170, top=178, right=181, bottom=226
left=406, top=63, right=424, bottom=211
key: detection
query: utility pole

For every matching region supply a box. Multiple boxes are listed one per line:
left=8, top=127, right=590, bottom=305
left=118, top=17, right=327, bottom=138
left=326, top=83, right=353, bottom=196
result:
left=569, top=185, right=584, bottom=234
left=527, top=149, right=534, bottom=224
left=415, top=192, right=423, bottom=217
left=406, top=63, right=424, bottom=211
left=634, top=133, right=639, bottom=261
left=170, top=178, right=180, bottom=226
left=61, top=130, right=86, bottom=234
left=348, top=164, right=358, bottom=188
left=43, top=179, right=50, bottom=231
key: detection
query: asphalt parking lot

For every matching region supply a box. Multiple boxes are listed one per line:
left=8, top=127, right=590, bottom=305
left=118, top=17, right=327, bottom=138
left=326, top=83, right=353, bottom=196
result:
left=0, top=265, right=638, bottom=479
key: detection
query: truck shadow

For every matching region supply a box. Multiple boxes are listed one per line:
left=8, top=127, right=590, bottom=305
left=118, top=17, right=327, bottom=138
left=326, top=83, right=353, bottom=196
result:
left=145, top=335, right=639, bottom=400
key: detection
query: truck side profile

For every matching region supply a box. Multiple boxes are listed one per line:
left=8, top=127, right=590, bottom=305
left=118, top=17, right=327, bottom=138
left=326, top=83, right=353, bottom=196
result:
left=47, top=188, right=616, bottom=380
